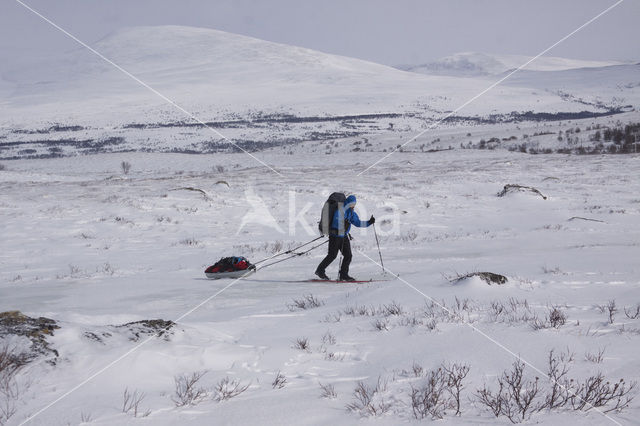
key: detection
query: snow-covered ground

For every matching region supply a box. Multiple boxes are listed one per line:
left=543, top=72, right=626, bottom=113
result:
left=1, top=146, right=639, bottom=425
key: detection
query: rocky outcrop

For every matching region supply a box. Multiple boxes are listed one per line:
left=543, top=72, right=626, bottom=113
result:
left=453, top=272, right=508, bottom=286
left=497, top=184, right=547, bottom=200
left=0, top=311, right=59, bottom=365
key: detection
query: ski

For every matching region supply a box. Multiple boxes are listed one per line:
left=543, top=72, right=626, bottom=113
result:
left=205, top=269, right=256, bottom=279
left=302, top=278, right=385, bottom=283
left=238, top=277, right=390, bottom=284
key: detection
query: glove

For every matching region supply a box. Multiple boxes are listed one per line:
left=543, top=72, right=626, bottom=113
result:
left=369, top=215, right=375, bottom=225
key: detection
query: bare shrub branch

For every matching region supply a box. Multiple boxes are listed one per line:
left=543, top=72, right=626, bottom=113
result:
left=346, top=377, right=391, bottom=417
left=0, top=345, right=23, bottom=425
left=476, top=381, right=505, bottom=418
left=624, top=304, right=640, bottom=319
left=530, top=306, right=567, bottom=330
left=319, top=382, right=337, bottom=399
left=569, top=374, right=635, bottom=412
left=487, top=298, right=535, bottom=325
left=172, top=371, right=208, bottom=407
left=585, top=347, right=606, bottom=364
left=529, top=315, right=548, bottom=331
left=548, top=306, right=567, bottom=328
left=373, top=318, right=389, bottom=331
left=444, top=363, right=470, bottom=416
left=122, top=388, right=148, bottom=417
left=380, top=301, right=403, bottom=316
left=80, top=412, right=92, bottom=423
left=545, top=349, right=572, bottom=410
left=606, top=300, right=617, bottom=324
left=0, top=398, right=16, bottom=426
left=478, top=350, right=637, bottom=421
left=475, top=359, right=542, bottom=423
left=287, top=294, right=325, bottom=311
left=121, top=161, right=131, bottom=175
left=598, top=300, right=617, bottom=324
left=214, top=377, right=250, bottom=402
left=409, top=362, right=470, bottom=419
left=342, top=305, right=375, bottom=317
left=410, top=367, right=448, bottom=419
left=321, top=331, right=336, bottom=346
left=322, top=312, right=342, bottom=323
left=272, top=371, right=286, bottom=389
left=411, top=362, right=424, bottom=378
left=293, top=337, right=310, bottom=351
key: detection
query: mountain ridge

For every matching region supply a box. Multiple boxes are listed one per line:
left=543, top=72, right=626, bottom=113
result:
left=396, top=51, right=630, bottom=77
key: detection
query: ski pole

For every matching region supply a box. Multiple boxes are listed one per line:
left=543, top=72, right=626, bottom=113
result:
left=373, top=223, right=385, bottom=275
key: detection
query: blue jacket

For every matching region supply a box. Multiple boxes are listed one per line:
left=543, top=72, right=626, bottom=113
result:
left=331, top=195, right=371, bottom=237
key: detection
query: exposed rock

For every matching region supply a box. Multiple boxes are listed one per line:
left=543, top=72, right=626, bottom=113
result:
left=117, top=319, right=175, bottom=341
left=0, top=311, right=59, bottom=364
left=83, top=319, right=176, bottom=344
left=568, top=216, right=605, bottom=223
left=497, top=184, right=547, bottom=200
left=453, top=272, right=508, bottom=285
left=170, top=187, right=210, bottom=200
left=83, top=331, right=113, bottom=344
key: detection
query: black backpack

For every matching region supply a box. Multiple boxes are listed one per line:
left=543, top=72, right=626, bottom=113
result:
left=318, top=192, right=346, bottom=236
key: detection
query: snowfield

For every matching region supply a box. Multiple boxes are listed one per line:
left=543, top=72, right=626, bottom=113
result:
left=1, top=147, right=639, bottom=425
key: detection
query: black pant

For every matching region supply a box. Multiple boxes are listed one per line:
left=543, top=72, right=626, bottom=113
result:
left=317, top=235, right=352, bottom=276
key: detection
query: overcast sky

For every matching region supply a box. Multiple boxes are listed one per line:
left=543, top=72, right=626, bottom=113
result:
left=1, top=0, right=638, bottom=73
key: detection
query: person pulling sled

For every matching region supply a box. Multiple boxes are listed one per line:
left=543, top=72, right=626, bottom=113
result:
left=316, top=194, right=374, bottom=281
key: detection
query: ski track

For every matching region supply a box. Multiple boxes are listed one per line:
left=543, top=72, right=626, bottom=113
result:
left=1, top=148, right=639, bottom=425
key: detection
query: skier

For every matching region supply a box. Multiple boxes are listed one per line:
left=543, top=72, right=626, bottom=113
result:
left=315, top=194, right=374, bottom=281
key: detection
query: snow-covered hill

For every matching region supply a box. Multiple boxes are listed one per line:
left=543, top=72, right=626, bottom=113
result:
left=1, top=27, right=635, bottom=127
left=397, top=52, right=629, bottom=76
left=0, top=26, right=638, bottom=160
left=4, top=25, right=410, bottom=104
left=398, top=52, right=640, bottom=114
left=502, top=64, right=640, bottom=110
left=1, top=25, right=450, bottom=123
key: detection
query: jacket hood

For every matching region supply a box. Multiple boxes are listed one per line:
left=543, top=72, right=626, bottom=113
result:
left=344, top=195, right=357, bottom=209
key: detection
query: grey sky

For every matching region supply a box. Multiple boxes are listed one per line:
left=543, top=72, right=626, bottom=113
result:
left=1, top=0, right=638, bottom=74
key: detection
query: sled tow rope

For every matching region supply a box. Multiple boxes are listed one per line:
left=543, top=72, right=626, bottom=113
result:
left=256, top=238, right=328, bottom=270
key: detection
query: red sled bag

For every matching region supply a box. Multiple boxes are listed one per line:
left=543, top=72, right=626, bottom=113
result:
left=205, top=256, right=255, bottom=279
